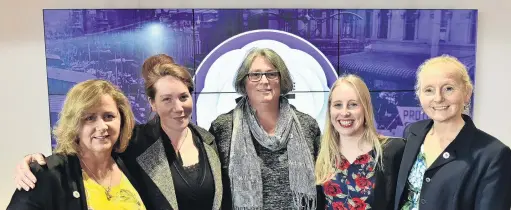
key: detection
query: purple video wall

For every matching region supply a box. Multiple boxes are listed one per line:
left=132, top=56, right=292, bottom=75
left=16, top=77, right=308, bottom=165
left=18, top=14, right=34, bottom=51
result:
left=43, top=9, right=477, bottom=147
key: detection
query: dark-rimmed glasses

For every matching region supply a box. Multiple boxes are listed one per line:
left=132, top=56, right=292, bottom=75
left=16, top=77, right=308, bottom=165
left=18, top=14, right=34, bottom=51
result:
left=246, top=71, right=280, bottom=82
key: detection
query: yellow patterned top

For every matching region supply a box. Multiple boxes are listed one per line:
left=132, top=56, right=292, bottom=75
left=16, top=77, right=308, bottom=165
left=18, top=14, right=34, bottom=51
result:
left=82, top=170, right=146, bottom=210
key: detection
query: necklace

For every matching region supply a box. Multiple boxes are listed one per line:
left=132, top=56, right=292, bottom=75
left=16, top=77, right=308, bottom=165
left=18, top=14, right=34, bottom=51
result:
left=80, top=158, right=113, bottom=200
left=174, top=128, right=189, bottom=153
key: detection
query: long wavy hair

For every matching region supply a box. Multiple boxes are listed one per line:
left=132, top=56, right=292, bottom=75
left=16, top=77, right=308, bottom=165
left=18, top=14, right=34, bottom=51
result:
left=315, top=74, right=388, bottom=184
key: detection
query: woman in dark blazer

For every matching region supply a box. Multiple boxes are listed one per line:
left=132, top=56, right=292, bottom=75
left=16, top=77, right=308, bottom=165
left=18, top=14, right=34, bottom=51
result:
left=117, top=58, right=223, bottom=210
left=122, top=117, right=223, bottom=210
left=8, top=154, right=139, bottom=210
left=14, top=58, right=223, bottom=210
left=8, top=80, right=144, bottom=210
left=394, top=55, right=511, bottom=210
left=315, top=75, right=406, bottom=210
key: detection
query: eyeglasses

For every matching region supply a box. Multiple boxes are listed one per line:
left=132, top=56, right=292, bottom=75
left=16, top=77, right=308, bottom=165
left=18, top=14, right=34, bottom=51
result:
left=246, top=71, right=280, bottom=82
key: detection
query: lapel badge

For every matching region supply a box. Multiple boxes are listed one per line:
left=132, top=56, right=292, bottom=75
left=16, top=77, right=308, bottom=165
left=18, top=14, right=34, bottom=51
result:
left=442, top=152, right=450, bottom=159
left=73, top=191, right=80, bottom=198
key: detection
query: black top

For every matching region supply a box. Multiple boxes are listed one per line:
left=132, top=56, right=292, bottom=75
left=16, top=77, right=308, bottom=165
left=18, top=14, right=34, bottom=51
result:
left=183, top=163, right=201, bottom=182
left=160, top=126, right=215, bottom=210
left=121, top=119, right=222, bottom=210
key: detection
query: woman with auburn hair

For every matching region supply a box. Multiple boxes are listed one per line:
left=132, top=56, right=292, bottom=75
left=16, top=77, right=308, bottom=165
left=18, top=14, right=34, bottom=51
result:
left=315, top=74, right=405, bottom=210
left=14, top=55, right=223, bottom=210
left=123, top=62, right=222, bottom=210
left=7, top=79, right=144, bottom=210
left=141, top=53, right=175, bottom=81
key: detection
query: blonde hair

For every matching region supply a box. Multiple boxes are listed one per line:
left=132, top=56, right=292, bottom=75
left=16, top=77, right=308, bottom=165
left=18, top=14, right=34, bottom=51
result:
left=415, top=54, right=474, bottom=114
left=53, top=79, right=135, bottom=155
left=315, top=74, right=388, bottom=184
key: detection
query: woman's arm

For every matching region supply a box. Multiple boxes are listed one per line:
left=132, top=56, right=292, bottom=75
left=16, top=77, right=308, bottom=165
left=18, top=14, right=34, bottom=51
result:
left=8, top=163, right=51, bottom=210
left=14, top=154, right=47, bottom=191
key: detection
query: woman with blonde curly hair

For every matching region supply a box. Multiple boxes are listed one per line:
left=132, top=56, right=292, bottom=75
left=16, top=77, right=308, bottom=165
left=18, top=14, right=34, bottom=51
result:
left=7, top=79, right=145, bottom=210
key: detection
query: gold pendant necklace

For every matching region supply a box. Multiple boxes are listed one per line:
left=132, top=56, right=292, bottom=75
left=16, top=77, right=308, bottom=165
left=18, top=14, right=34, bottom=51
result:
left=105, top=188, right=112, bottom=200
left=80, top=158, right=113, bottom=201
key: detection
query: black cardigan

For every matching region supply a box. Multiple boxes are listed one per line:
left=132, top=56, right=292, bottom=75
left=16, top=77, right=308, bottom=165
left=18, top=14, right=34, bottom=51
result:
left=7, top=153, right=137, bottom=210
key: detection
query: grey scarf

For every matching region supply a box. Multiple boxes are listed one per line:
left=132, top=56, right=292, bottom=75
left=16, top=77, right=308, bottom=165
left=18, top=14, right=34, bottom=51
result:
left=229, top=96, right=316, bottom=210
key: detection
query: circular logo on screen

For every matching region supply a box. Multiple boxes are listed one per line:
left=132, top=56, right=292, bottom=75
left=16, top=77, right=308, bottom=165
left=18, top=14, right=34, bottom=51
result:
left=194, top=29, right=338, bottom=131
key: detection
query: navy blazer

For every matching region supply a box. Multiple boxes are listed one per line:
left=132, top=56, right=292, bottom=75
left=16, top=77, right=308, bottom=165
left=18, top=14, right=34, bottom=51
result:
left=7, top=154, right=137, bottom=210
left=394, top=115, right=511, bottom=210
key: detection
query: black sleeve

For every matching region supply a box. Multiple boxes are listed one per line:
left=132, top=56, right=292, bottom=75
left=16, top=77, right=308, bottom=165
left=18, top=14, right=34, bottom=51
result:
left=474, top=146, right=511, bottom=210
left=389, top=138, right=406, bottom=173
left=6, top=163, right=54, bottom=210
left=316, top=185, right=325, bottom=210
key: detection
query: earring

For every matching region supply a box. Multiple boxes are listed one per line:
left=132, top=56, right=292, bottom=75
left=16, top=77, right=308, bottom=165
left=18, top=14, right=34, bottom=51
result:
left=464, top=102, right=470, bottom=110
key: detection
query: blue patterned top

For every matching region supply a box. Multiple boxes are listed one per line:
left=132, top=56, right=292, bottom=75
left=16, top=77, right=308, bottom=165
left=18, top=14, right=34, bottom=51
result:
left=401, top=144, right=427, bottom=210
left=322, top=151, right=376, bottom=210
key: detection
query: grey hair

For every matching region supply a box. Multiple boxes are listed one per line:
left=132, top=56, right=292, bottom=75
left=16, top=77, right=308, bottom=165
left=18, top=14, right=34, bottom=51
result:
left=233, top=47, right=294, bottom=95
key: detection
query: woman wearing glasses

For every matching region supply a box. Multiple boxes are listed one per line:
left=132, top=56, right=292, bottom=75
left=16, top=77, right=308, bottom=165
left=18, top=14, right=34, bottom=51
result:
left=209, top=47, right=321, bottom=210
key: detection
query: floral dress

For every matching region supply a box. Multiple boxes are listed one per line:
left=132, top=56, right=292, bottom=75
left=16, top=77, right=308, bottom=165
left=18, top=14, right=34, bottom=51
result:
left=400, top=144, right=427, bottom=210
left=322, top=151, right=376, bottom=210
